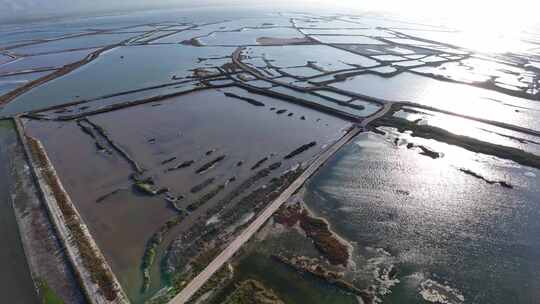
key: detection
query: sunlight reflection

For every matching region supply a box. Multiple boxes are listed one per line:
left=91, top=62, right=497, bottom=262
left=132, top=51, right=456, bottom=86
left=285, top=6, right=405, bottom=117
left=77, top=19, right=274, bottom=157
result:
left=341, top=0, right=540, bottom=53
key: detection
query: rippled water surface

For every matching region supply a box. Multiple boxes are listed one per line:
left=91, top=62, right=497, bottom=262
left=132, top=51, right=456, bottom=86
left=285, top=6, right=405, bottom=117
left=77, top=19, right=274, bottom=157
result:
left=303, top=132, right=540, bottom=303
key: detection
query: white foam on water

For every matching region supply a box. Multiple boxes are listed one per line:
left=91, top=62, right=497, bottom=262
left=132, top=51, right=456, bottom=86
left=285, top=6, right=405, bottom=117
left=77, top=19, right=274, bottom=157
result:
left=206, top=215, right=220, bottom=225
left=419, top=279, right=465, bottom=304
left=361, top=247, right=400, bottom=302
left=354, top=133, right=391, bottom=149
left=524, top=171, right=536, bottom=177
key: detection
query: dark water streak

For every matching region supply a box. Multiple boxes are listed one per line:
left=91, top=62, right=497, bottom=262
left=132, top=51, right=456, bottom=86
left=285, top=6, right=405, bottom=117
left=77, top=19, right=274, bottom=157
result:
left=0, top=120, right=39, bottom=304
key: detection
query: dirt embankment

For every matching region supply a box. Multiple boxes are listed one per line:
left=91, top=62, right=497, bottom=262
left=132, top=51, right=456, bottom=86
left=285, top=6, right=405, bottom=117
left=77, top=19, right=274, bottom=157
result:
left=26, top=135, right=124, bottom=302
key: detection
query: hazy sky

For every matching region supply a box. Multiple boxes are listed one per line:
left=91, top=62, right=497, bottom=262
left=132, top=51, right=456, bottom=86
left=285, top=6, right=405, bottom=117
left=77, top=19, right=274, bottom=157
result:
left=1, top=0, right=538, bottom=28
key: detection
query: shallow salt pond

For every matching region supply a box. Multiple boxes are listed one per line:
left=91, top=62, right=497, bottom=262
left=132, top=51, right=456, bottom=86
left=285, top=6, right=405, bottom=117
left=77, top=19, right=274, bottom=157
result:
left=0, top=29, right=93, bottom=48
left=199, top=27, right=305, bottom=46
left=269, top=85, right=381, bottom=118
left=280, top=66, right=323, bottom=78
left=11, top=32, right=142, bottom=55
left=293, top=18, right=368, bottom=29
left=24, top=87, right=350, bottom=303
left=313, top=89, right=352, bottom=102
left=0, top=48, right=98, bottom=75
left=241, top=45, right=379, bottom=71
left=1, top=45, right=235, bottom=115
left=331, top=72, right=540, bottom=131
left=300, top=28, right=395, bottom=37
left=311, top=35, right=385, bottom=44
left=0, top=71, right=52, bottom=97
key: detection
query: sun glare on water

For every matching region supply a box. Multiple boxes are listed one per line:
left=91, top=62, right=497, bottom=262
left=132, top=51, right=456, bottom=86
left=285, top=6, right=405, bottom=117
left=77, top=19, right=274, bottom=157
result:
left=324, top=0, right=540, bottom=53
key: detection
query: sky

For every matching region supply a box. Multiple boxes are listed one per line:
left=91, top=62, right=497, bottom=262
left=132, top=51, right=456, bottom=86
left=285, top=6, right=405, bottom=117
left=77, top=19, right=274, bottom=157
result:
left=1, top=0, right=539, bottom=30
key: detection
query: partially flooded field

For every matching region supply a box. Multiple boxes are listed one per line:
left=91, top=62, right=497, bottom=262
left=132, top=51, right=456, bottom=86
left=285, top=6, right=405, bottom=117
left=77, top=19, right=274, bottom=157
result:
left=24, top=87, right=350, bottom=302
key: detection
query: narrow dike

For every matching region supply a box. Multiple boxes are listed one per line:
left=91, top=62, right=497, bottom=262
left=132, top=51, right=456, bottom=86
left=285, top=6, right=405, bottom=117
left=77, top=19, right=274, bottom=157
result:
left=15, top=117, right=128, bottom=304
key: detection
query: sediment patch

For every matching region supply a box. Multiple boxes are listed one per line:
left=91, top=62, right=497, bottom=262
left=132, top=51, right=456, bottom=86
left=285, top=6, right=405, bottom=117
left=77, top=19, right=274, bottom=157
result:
left=186, top=183, right=226, bottom=212
left=458, top=168, right=513, bottom=188
left=196, top=155, right=226, bottom=174
left=405, top=142, right=440, bottom=159
left=251, top=157, right=269, bottom=170
left=284, top=141, right=317, bottom=159
left=161, top=157, right=177, bottom=165
left=96, top=188, right=125, bottom=203
left=167, top=160, right=195, bottom=172
left=190, top=178, right=216, bottom=194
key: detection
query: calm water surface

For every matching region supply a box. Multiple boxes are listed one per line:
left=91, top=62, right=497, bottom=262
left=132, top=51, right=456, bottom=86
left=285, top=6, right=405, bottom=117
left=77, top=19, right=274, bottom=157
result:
left=0, top=120, right=39, bottom=304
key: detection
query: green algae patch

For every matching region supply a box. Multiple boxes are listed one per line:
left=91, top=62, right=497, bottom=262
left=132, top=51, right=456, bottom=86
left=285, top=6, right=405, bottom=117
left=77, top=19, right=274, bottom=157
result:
left=141, top=216, right=184, bottom=292
left=37, top=278, right=64, bottom=304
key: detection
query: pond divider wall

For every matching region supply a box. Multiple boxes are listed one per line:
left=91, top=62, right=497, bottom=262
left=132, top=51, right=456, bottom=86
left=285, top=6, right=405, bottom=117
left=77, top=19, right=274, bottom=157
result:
left=14, top=116, right=129, bottom=304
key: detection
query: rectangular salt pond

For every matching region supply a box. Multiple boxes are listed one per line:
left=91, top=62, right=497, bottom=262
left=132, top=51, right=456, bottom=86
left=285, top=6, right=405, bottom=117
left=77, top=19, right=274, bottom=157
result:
left=392, top=60, right=425, bottom=68
left=0, top=29, right=93, bottom=49
left=270, top=85, right=381, bottom=118
left=24, top=87, right=350, bottom=302
left=300, top=28, right=395, bottom=37
left=199, top=28, right=305, bottom=46
left=311, top=35, right=385, bottom=44
left=33, top=82, right=200, bottom=120
left=1, top=45, right=235, bottom=115
left=280, top=66, right=323, bottom=78
left=11, top=33, right=143, bottom=55
left=151, top=18, right=293, bottom=44
left=293, top=18, right=368, bottom=29
left=385, top=38, right=444, bottom=48
left=331, top=72, right=540, bottom=131
left=369, top=65, right=398, bottom=74
left=313, top=89, right=352, bottom=102
left=0, top=71, right=52, bottom=98
left=0, top=48, right=98, bottom=75
left=241, top=45, right=378, bottom=71
left=372, top=54, right=407, bottom=61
